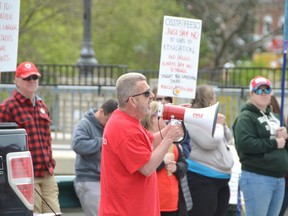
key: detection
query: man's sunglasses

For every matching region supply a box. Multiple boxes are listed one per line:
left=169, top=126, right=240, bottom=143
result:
left=254, top=87, right=271, bottom=95
left=126, top=89, right=151, bottom=102
left=23, top=75, right=39, bottom=81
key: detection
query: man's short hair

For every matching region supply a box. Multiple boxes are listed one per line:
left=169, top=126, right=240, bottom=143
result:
left=101, top=99, right=118, bottom=115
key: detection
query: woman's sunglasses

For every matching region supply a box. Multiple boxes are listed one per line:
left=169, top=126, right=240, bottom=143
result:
left=253, top=87, right=271, bottom=95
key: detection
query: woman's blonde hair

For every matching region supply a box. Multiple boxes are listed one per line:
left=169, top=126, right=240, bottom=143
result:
left=141, top=101, right=159, bottom=130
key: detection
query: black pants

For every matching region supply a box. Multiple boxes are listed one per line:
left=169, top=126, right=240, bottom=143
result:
left=161, top=211, right=178, bottom=216
left=187, top=171, right=230, bottom=216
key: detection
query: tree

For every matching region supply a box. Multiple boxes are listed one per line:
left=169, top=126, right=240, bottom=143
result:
left=18, top=0, right=82, bottom=64
left=90, top=0, right=192, bottom=69
left=179, top=0, right=283, bottom=67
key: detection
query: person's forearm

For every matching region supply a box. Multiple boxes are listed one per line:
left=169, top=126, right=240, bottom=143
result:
left=72, top=138, right=102, bottom=154
left=139, top=136, right=173, bottom=176
left=152, top=125, right=170, bottom=148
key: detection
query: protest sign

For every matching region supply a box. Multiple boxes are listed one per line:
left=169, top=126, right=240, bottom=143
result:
left=0, top=0, right=20, bottom=72
left=157, top=15, right=202, bottom=99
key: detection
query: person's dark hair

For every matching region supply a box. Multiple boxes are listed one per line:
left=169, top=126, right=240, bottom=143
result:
left=270, top=95, right=281, bottom=115
left=101, top=99, right=118, bottom=115
left=163, top=97, right=173, bottom=103
left=152, top=86, right=173, bottom=103
left=269, top=95, right=287, bottom=126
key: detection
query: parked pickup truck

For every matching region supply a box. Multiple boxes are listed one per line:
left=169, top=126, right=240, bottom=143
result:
left=0, top=122, right=34, bottom=216
left=0, top=122, right=82, bottom=216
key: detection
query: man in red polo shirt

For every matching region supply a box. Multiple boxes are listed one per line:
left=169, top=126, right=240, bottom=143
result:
left=0, top=62, right=60, bottom=214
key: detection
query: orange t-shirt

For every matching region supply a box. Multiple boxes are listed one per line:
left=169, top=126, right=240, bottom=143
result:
left=157, top=145, right=179, bottom=211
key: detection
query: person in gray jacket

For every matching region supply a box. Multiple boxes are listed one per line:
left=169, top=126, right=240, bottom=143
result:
left=186, top=85, right=234, bottom=216
left=71, top=99, right=118, bottom=216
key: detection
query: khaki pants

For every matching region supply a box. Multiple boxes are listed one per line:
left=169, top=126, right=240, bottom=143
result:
left=34, top=171, right=61, bottom=214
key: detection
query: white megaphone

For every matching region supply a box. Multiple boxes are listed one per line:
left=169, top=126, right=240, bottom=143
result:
left=158, top=102, right=219, bottom=137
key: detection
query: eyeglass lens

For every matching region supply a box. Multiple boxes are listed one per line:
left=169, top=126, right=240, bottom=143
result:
left=125, top=89, right=151, bottom=103
left=254, top=88, right=271, bottom=95
left=143, top=90, right=150, bottom=97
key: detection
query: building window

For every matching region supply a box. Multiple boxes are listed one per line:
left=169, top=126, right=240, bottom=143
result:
left=263, top=15, right=273, bottom=34
left=278, top=15, right=284, bottom=29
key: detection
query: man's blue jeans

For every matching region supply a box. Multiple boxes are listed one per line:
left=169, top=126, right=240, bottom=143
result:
left=240, top=170, right=285, bottom=216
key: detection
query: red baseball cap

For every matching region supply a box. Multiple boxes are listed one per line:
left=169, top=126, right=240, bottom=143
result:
left=15, top=62, right=41, bottom=78
left=249, top=76, right=271, bottom=92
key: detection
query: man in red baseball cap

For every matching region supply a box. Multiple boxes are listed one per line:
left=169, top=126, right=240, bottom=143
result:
left=15, top=61, right=41, bottom=79
left=0, top=61, right=61, bottom=214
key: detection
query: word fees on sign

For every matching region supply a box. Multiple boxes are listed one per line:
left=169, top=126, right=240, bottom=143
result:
left=0, top=0, right=20, bottom=72
left=158, top=16, right=202, bottom=99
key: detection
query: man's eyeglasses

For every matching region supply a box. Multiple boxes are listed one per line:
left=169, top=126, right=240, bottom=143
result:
left=254, top=87, right=271, bottom=95
left=23, top=75, right=39, bottom=81
left=126, top=89, right=151, bottom=102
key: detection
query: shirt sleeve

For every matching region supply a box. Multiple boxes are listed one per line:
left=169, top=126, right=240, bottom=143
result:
left=0, top=103, right=12, bottom=122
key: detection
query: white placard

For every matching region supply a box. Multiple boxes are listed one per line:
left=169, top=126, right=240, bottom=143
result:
left=228, top=145, right=242, bottom=205
left=157, top=16, right=202, bottom=99
left=0, top=0, right=20, bottom=72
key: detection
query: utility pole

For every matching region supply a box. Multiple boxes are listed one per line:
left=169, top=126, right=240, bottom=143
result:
left=77, top=0, right=98, bottom=69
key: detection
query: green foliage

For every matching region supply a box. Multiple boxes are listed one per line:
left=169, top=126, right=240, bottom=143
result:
left=18, top=0, right=82, bottom=64
left=91, top=0, right=191, bottom=69
left=0, top=91, right=10, bottom=101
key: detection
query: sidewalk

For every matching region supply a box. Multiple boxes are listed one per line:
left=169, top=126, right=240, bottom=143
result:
left=52, top=144, right=76, bottom=175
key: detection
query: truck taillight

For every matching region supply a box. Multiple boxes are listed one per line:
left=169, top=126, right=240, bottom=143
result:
left=6, top=151, right=34, bottom=211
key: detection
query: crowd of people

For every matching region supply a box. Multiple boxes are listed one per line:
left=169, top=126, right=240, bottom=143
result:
left=2, top=62, right=288, bottom=216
